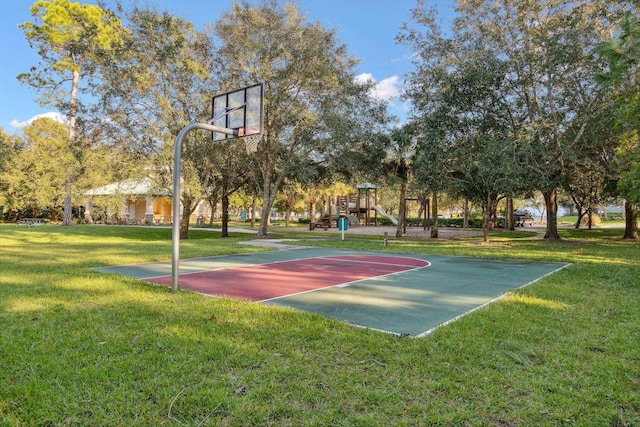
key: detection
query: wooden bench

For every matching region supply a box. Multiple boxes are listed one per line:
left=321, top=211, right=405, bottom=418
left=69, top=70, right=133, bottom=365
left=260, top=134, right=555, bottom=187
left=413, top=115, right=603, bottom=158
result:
left=17, top=218, right=46, bottom=228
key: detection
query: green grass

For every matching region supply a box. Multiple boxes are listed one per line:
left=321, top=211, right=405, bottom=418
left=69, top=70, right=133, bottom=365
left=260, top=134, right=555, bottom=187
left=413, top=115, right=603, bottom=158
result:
left=1, top=224, right=639, bottom=426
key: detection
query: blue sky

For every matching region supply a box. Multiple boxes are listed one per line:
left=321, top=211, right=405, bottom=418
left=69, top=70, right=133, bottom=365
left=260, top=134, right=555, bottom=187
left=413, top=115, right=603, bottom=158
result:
left=0, top=0, right=455, bottom=133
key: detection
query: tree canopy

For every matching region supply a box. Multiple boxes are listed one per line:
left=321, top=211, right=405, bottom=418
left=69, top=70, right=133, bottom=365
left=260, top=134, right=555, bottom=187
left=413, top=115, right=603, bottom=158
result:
left=598, top=11, right=640, bottom=239
left=19, top=0, right=124, bottom=225
left=215, top=0, right=392, bottom=237
left=400, top=0, right=634, bottom=240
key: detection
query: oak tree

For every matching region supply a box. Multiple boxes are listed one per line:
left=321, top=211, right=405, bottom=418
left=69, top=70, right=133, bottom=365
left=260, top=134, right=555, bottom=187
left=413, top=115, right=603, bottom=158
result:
left=215, top=0, right=390, bottom=237
left=598, top=12, right=640, bottom=239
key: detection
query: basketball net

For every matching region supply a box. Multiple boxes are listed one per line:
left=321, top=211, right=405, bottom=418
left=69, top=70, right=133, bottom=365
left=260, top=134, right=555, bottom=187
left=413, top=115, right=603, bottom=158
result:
left=236, top=127, right=261, bottom=154
left=243, top=133, right=261, bottom=154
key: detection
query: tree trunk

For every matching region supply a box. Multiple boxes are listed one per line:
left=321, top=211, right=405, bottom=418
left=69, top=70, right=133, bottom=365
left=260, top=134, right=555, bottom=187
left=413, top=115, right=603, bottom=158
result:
left=258, top=198, right=272, bottom=238
left=430, top=191, right=439, bottom=238
left=258, top=170, right=285, bottom=238
left=416, top=199, right=424, bottom=226
left=180, top=193, right=192, bottom=240
left=623, top=201, right=638, bottom=240
left=251, top=195, right=257, bottom=228
left=574, top=209, right=584, bottom=229
left=543, top=188, right=560, bottom=240
left=490, top=199, right=498, bottom=229
left=62, top=68, right=80, bottom=226
left=396, top=179, right=406, bottom=238
left=506, top=196, right=514, bottom=231
left=63, top=175, right=73, bottom=226
left=309, top=200, right=316, bottom=230
left=207, top=196, right=218, bottom=227
left=258, top=183, right=275, bottom=238
left=221, top=193, right=230, bottom=238
left=483, top=193, right=491, bottom=244
left=463, top=198, right=469, bottom=229
left=285, top=202, right=291, bottom=227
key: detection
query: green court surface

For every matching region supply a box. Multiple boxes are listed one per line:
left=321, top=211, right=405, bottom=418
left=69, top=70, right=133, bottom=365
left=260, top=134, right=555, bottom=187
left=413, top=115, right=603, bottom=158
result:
left=96, top=248, right=569, bottom=337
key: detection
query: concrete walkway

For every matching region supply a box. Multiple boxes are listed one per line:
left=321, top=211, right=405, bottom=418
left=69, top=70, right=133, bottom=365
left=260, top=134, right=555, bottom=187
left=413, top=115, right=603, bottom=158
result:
left=238, top=239, right=304, bottom=250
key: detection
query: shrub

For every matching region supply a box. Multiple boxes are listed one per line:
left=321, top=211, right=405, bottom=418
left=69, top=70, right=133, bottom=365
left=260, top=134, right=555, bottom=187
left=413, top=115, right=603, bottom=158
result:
left=437, top=218, right=483, bottom=228
left=580, top=213, right=601, bottom=226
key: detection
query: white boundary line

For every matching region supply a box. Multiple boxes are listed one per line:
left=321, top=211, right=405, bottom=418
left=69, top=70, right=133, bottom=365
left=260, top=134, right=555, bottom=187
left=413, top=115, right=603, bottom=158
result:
left=258, top=260, right=431, bottom=303
left=138, top=253, right=323, bottom=280
left=320, top=255, right=430, bottom=269
left=141, top=254, right=429, bottom=281
left=412, top=262, right=573, bottom=338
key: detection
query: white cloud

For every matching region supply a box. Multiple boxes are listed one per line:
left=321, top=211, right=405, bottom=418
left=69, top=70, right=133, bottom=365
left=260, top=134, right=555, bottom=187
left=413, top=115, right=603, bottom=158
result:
left=354, top=72, right=375, bottom=84
left=375, top=76, right=401, bottom=100
left=355, top=73, right=401, bottom=102
left=10, top=112, right=67, bottom=129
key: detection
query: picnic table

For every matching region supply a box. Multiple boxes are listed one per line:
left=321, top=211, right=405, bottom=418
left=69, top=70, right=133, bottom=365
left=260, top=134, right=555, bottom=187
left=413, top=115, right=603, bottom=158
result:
left=17, top=218, right=46, bottom=227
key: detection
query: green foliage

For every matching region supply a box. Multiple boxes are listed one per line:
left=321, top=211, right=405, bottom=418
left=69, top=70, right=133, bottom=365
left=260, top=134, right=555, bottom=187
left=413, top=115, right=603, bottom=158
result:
left=19, top=0, right=123, bottom=96
left=401, top=0, right=631, bottom=241
left=2, top=119, right=70, bottom=212
left=101, top=7, right=213, bottom=143
left=0, top=128, right=18, bottom=209
left=601, top=14, right=640, bottom=204
left=215, top=0, right=392, bottom=237
left=19, top=0, right=125, bottom=225
left=598, top=11, right=640, bottom=236
left=436, top=217, right=484, bottom=228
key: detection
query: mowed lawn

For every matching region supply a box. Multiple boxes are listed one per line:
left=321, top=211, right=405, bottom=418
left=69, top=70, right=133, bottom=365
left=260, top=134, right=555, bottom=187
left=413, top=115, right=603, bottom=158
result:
left=1, top=224, right=638, bottom=426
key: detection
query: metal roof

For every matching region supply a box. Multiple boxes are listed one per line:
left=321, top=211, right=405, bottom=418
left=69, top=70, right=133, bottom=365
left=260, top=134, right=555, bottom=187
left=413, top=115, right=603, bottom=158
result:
left=84, top=177, right=170, bottom=197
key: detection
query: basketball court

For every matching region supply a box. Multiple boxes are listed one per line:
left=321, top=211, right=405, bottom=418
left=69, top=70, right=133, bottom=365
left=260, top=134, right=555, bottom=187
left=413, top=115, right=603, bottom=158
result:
left=95, top=248, right=569, bottom=337
left=99, top=85, right=569, bottom=336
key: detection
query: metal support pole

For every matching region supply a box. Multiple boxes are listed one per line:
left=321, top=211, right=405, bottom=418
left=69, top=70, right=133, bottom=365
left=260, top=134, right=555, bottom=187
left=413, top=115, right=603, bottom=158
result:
left=172, top=123, right=237, bottom=292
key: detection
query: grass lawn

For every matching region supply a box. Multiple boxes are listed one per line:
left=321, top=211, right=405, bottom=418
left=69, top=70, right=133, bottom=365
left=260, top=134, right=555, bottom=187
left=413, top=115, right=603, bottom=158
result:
left=1, top=224, right=638, bottom=426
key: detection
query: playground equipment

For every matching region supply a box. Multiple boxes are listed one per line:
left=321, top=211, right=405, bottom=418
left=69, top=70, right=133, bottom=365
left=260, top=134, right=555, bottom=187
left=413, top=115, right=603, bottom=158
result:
left=311, top=198, right=359, bottom=229
left=311, top=189, right=431, bottom=233
left=322, top=183, right=382, bottom=227
left=372, top=205, right=398, bottom=226
left=311, top=183, right=399, bottom=229
left=402, top=198, right=430, bottom=233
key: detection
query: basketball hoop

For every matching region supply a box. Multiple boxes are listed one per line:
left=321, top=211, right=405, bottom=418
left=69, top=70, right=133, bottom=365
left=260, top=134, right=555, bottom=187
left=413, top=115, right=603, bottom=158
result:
left=235, top=127, right=262, bottom=154
left=242, top=133, right=261, bottom=154
left=172, top=83, right=264, bottom=291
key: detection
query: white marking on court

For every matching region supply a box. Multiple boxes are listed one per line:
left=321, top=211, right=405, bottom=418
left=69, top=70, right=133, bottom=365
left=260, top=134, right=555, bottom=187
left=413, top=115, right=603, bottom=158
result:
left=257, top=257, right=432, bottom=303
left=140, top=255, right=430, bottom=281
left=413, top=263, right=573, bottom=338
left=320, top=255, right=430, bottom=269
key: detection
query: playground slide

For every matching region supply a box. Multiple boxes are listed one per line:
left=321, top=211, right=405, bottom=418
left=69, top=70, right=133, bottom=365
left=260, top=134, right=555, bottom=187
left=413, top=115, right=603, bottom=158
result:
left=372, top=205, right=398, bottom=226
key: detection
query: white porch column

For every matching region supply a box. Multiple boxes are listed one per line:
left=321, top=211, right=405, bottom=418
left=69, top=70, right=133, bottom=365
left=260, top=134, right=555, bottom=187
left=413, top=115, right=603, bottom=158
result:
left=84, top=197, right=93, bottom=224
left=121, top=197, right=129, bottom=223
left=145, top=197, right=155, bottom=224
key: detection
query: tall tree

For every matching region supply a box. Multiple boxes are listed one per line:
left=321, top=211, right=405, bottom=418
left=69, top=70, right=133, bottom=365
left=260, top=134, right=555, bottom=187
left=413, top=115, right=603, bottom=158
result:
left=454, top=136, right=521, bottom=242
left=19, top=0, right=123, bottom=226
left=99, top=7, right=216, bottom=239
left=387, top=125, right=416, bottom=237
left=6, top=118, right=71, bottom=219
left=598, top=12, right=640, bottom=239
left=615, top=133, right=640, bottom=238
left=190, top=137, right=252, bottom=237
left=401, top=0, right=630, bottom=240
left=0, top=128, right=20, bottom=219
left=215, top=0, right=390, bottom=238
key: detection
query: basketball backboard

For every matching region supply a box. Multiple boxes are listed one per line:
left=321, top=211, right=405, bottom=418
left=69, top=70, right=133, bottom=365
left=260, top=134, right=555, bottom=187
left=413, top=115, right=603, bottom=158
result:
left=211, top=83, right=264, bottom=141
